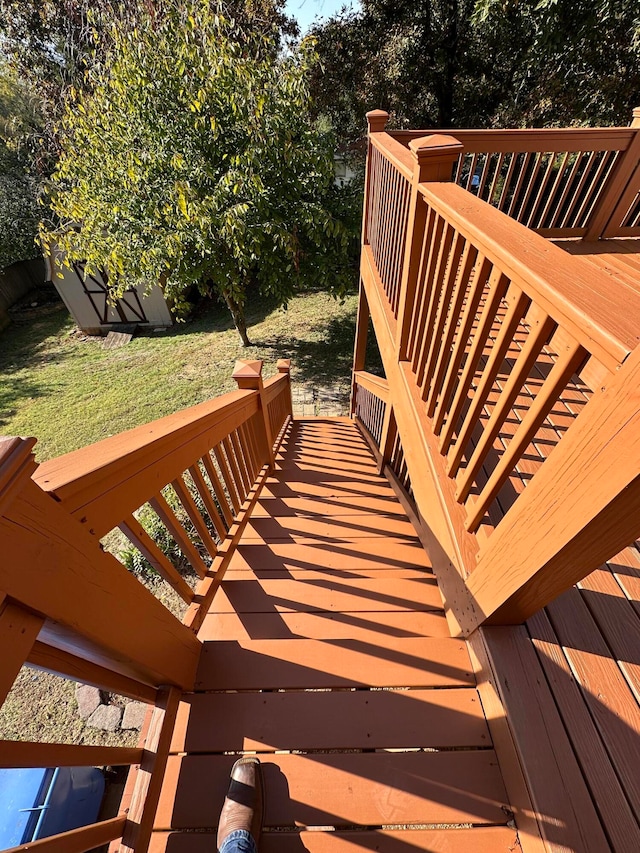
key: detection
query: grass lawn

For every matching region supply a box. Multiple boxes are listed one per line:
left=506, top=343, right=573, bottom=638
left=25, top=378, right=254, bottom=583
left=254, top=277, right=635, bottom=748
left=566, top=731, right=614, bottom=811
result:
left=0, top=287, right=366, bottom=461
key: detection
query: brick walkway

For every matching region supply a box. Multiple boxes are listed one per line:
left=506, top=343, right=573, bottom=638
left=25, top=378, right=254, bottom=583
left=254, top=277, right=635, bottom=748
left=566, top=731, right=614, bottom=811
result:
left=291, top=380, right=350, bottom=418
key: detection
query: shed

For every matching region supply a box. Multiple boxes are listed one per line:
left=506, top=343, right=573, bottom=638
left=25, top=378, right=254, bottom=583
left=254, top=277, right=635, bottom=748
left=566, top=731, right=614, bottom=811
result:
left=45, top=247, right=173, bottom=335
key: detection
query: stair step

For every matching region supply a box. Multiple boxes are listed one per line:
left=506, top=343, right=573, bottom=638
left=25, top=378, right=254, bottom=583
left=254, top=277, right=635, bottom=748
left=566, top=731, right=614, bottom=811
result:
left=195, top=637, right=474, bottom=690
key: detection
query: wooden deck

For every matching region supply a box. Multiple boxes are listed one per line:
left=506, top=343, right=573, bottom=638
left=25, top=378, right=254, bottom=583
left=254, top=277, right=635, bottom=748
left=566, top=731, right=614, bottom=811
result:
left=150, top=418, right=519, bottom=853
left=553, top=237, right=640, bottom=296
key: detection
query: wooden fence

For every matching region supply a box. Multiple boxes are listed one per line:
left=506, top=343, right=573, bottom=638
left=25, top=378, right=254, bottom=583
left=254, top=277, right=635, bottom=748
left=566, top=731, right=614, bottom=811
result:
left=354, top=109, right=640, bottom=635
left=0, top=359, right=292, bottom=853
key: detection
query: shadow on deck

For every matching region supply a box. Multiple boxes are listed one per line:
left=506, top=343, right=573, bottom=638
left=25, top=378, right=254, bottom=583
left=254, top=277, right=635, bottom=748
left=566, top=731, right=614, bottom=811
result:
left=150, top=418, right=518, bottom=852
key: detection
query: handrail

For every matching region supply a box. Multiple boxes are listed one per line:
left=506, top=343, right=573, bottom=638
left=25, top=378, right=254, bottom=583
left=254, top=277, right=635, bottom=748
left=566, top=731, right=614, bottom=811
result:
left=353, top=370, right=389, bottom=401
left=35, top=389, right=258, bottom=527
left=1, top=358, right=294, bottom=853
left=357, top=111, right=640, bottom=634
left=389, top=126, right=636, bottom=152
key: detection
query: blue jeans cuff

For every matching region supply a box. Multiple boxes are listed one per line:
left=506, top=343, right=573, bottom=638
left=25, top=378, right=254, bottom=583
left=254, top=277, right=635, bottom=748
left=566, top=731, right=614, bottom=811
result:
left=218, top=828, right=258, bottom=853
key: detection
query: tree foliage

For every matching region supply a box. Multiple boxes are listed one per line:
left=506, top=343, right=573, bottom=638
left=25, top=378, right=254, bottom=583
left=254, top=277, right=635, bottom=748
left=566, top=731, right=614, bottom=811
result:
left=0, top=63, right=42, bottom=266
left=41, top=0, right=358, bottom=344
left=311, top=0, right=640, bottom=141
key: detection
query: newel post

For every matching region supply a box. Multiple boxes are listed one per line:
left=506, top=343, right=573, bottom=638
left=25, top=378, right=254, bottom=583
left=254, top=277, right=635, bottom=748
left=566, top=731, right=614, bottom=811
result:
left=396, top=134, right=463, bottom=361
left=277, top=358, right=294, bottom=420
left=592, top=105, right=640, bottom=240
left=233, top=359, right=275, bottom=469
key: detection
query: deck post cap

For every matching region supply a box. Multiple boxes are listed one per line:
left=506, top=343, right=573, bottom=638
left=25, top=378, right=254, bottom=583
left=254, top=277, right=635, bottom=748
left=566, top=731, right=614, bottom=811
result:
left=408, top=134, right=464, bottom=161
left=232, top=359, right=264, bottom=389
left=276, top=359, right=291, bottom=373
left=366, top=110, right=390, bottom=133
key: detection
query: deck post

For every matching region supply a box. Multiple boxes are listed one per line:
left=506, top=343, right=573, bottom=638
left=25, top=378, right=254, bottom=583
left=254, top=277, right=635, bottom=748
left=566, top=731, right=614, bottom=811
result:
left=586, top=105, right=640, bottom=240
left=232, top=359, right=275, bottom=469
left=397, top=134, right=463, bottom=360
left=277, top=358, right=293, bottom=420
left=351, top=286, right=370, bottom=415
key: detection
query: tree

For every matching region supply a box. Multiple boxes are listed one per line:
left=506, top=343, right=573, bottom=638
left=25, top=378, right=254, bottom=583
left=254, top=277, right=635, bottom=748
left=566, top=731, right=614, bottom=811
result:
left=41, top=0, right=358, bottom=344
left=311, top=0, right=640, bottom=144
left=474, top=0, right=640, bottom=127
left=0, top=63, right=42, bottom=267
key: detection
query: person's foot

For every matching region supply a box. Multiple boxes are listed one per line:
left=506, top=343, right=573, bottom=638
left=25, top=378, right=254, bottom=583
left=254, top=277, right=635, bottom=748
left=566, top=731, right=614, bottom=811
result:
left=217, top=757, right=263, bottom=851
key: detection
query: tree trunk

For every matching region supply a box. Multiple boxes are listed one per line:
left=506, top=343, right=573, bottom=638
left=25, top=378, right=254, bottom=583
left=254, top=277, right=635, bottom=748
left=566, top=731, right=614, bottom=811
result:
left=223, top=290, right=252, bottom=346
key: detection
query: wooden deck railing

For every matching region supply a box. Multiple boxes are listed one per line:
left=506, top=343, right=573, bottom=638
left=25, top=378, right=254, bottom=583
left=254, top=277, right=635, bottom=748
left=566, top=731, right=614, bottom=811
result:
left=355, top=110, right=640, bottom=635
left=0, top=359, right=292, bottom=853
left=380, top=107, right=640, bottom=239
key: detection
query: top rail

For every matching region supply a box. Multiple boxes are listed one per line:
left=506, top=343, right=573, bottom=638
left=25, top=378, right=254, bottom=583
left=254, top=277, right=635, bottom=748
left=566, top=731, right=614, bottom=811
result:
left=368, top=114, right=640, bottom=238
left=388, top=127, right=636, bottom=153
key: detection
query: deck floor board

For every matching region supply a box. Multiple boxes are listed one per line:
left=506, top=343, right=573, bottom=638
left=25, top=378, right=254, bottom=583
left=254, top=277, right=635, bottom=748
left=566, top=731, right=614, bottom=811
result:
left=151, top=418, right=514, bottom=851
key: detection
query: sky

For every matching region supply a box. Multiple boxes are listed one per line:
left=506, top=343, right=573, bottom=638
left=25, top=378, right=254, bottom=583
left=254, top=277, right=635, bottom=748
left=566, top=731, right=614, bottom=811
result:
left=284, top=0, right=360, bottom=34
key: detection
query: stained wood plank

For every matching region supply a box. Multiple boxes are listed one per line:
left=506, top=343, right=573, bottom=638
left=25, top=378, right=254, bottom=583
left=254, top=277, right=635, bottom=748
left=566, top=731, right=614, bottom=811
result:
left=195, top=637, right=474, bottom=690
left=261, top=480, right=397, bottom=499
left=528, top=609, right=640, bottom=853
left=5, top=817, right=126, bottom=853
left=578, top=564, right=640, bottom=702
left=155, top=752, right=509, bottom=829
left=213, top=577, right=443, bottom=614
left=224, top=540, right=431, bottom=573
left=251, top=495, right=406, bottom=516
left=170, top=688, right=489, bottom=753
left=198, top=610, right=451, bottom=641
left=150, top=827, right=520, bottom=853
left=546, top=591, right=640, bottom=821
left=242, top=515, right=418, bottom=540
left=480, top=626, right=609, bottom=852
left=0, top=740, right=143, bottom=768
left=224, top=567, right=431, bottom=580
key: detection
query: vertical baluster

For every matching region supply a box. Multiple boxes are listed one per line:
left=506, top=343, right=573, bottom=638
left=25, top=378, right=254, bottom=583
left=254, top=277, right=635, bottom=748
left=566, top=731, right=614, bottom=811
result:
left=119, top=514, right=195, bottom=603
left=537, top=151, right=571, bottom=229
left=506, top=152, right=535, bottom=217
left=201, top=453, right=234, bottom=528
left=496, top=152, right=518, bottom=212
left=414, top=223, right=455, bottom=385
left=222, top=434, right=247, bottom=503
left=465, top=333, right=585, bottom=532
left=487, top=153, right=506, bottom=206
left=420, top=230, right=465, bottom=401
left=149, top=491, right=209, bottom=577
left=455, top=304, right=555, bottom=503
left=512, top=152, right=542, bottom=221
left=188, top=462, right=227, bottom=541
left=574, top=150, right=617, bottom=229
left=559, top=151, right=598, bottom=228
left=172, top=475, right=218, bottom=560
left=427, top=241, right=476, bottom=418
left=213, top=442, right=241, bottom=515
left=433, top=252, right=489, bottom=431
left=525, top=153, right=559, bottom=229
left=447, top=286, right=529, bottom=476
left=406, top=207, right=437, bottom=363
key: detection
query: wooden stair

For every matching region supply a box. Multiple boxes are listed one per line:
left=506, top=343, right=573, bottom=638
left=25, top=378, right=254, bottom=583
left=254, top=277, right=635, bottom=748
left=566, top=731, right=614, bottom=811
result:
left=150, top=418, right=519, bottom=852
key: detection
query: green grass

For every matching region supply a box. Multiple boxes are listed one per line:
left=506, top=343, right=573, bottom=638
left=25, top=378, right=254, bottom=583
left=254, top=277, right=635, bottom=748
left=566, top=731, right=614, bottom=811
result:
left=0, top=289, right=363, bottom=460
